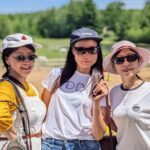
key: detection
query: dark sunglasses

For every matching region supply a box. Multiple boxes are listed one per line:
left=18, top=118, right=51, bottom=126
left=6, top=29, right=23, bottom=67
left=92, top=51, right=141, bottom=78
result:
left=112, top=53, right=139, bottom=65
left=73, top=46, right=99, bottom=55
left=13, top=55, right=37, bottom=62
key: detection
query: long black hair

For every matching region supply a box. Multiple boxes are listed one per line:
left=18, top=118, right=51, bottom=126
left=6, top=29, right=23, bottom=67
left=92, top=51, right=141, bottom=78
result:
left=60, top=42, right=103, bottom=86
left=2, top=44, right=35, bottom=78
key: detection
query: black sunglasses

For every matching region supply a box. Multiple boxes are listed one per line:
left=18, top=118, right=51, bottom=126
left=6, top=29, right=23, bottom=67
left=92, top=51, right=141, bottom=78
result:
left=112, top=53, right=139, bottom=65
left=13, top=55, right=37, bottom=62
left=73, top=46, right=99, bottom=55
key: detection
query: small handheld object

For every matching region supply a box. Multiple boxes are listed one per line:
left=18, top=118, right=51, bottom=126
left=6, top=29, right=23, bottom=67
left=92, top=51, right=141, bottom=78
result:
left=92, top=75, right=104, bottom=97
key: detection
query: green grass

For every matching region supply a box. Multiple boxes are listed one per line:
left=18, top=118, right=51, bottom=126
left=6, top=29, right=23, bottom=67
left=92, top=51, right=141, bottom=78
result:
left=35, top=38, right=69, bottom=58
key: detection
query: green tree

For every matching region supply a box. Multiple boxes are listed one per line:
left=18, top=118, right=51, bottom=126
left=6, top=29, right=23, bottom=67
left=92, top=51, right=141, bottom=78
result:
left=37, top=8, right=57, bottom=37
left=66, top=0, right=83, bottom=35
left=141, top=0, right=150, bottom=27
left=104, top=2, right=126, bottom=39
left=78, top=0, right=97, bottom=28
left=0, top=16, right=11, bottom=38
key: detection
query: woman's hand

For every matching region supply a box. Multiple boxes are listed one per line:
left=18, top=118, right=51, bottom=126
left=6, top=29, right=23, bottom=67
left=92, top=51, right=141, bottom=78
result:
left=92, top=80, right=108, bottom=102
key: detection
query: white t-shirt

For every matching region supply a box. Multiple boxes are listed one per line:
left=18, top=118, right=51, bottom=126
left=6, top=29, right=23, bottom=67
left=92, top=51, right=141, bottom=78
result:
left=110, top=82, right=150, bottom=150
left=42, top=68, right=106, bottom=140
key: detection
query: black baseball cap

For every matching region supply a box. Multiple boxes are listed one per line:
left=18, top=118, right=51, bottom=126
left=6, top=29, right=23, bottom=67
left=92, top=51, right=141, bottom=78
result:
left=70, top=27, right=103, bottom=45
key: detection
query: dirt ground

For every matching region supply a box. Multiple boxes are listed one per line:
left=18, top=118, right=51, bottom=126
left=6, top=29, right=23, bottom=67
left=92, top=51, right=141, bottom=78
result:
left=1, top=65, right=150, bottom=94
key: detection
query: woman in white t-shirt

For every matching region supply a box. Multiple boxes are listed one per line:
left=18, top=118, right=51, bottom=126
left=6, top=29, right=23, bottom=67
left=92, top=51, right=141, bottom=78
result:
left=41, top=27, right=108, bottom=150
left=103, top=40, right=150, bottom=150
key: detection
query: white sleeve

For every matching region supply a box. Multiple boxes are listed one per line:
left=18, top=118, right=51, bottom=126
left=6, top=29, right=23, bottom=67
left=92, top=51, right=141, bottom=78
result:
left=41, top=68, right=62, bottom=91
left=109, top=86, right=119, bottom=117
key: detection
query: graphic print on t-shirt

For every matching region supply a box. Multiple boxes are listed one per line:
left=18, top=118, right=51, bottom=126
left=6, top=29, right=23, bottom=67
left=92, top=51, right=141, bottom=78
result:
left=61, top=71, right=90, bottom=93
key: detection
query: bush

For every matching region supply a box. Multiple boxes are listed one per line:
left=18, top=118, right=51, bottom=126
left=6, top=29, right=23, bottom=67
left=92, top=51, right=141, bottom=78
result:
left=102, top=30, right=118, bottom=41
left=125, top=27, right=150, bottom=43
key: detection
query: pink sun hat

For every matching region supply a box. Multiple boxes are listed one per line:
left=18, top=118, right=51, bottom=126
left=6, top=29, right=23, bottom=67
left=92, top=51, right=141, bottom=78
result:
left=103, top=40, right=150, bottom=74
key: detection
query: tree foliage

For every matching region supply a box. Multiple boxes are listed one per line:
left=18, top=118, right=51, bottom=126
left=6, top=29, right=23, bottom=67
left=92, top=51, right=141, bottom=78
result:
left=0, top=0, right=150, bottom=42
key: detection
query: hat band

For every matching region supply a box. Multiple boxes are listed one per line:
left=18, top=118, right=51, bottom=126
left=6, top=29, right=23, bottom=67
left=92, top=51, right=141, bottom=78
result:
left=115, top=46, right=136, bottom=52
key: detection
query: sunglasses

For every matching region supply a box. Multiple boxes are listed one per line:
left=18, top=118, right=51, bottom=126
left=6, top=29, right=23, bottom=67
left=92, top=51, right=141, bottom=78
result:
left=73, top=46, right=99, bottom=55
left=112, top=53, right=139, bottom=65
left=13, top=55, right=37, bottom=62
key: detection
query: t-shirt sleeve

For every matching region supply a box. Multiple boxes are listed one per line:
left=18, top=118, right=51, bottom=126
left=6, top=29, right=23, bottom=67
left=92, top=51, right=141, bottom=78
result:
left=109, top=85, right=120, bottom=111
left=0, top=81, right=16, bottom=132
left=42, top=68, right=62, bottom=91
left=109, top=85, right=119, bottom=117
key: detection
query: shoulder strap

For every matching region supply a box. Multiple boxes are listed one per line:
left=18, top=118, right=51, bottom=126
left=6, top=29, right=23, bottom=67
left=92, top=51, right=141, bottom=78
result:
left=97, top=72, right=115, bottom=150
left=106, top=95, right=114, bottom=146
left=0, top=78, right=23, bottom=111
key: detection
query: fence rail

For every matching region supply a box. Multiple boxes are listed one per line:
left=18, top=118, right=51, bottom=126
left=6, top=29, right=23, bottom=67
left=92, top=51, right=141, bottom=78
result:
left=35, top=58, right=65, bottom=67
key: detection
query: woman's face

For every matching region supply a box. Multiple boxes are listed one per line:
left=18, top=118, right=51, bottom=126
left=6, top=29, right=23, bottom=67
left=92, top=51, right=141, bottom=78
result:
left=72, top=39, right=98, bottom=74
left=6, top=46, right=36, bottom=81
left=112, top=49, right=140, bottom=78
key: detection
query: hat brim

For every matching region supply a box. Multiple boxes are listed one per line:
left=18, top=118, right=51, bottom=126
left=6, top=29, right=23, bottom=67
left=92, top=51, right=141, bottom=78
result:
left=71, top=37, right=103, bottom=45
left=1, top=42, right=42, bottom=52
left=103, top=47, right=150, bottom=74
left=10, top=42, right=41, bottom=49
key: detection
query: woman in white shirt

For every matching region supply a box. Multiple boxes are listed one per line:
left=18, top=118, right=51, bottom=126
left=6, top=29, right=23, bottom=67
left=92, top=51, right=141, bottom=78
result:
left=103, top=40, right=150, bottom=150
left=41, top=27, right=108, bottom=150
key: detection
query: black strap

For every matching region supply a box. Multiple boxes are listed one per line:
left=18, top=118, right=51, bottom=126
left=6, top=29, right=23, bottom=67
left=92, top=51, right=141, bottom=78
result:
left=5, top=75, right=26, bottom=91
left=106, top=94, right=114, bottom=150
left=101, top=73, right=115, bottom=150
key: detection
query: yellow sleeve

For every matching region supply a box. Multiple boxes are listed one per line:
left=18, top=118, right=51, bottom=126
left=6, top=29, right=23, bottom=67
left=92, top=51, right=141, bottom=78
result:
left=0, top=81, right=17, bottom=132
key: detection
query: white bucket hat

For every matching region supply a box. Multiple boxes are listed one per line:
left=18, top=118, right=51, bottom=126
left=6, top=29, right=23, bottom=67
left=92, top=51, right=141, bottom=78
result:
left=103, top=40, right=150, bottom=74
left=1, top=33, right=41, bottom=52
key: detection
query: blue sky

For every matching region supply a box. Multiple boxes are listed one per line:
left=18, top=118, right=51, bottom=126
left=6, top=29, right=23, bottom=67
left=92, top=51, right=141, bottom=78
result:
left=0, top=0, right=147, bottom=14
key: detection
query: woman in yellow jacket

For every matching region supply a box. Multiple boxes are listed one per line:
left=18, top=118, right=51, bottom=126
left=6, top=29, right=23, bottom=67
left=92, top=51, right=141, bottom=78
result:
left=0, top=33, right=46, bottom=150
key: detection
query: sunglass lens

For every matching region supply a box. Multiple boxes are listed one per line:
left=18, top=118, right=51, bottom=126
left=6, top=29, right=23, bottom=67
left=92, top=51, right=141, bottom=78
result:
left=127, top=54, right=138, bottom=62
left=115, top=57, right=124, bottom=64
left=88, top=47, right=98, bottom=54
left=73, top=47, right=85, bottom=55
left=28, top=55, right=37, bottom=61
left=16, top=55, right=26, bottom=62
